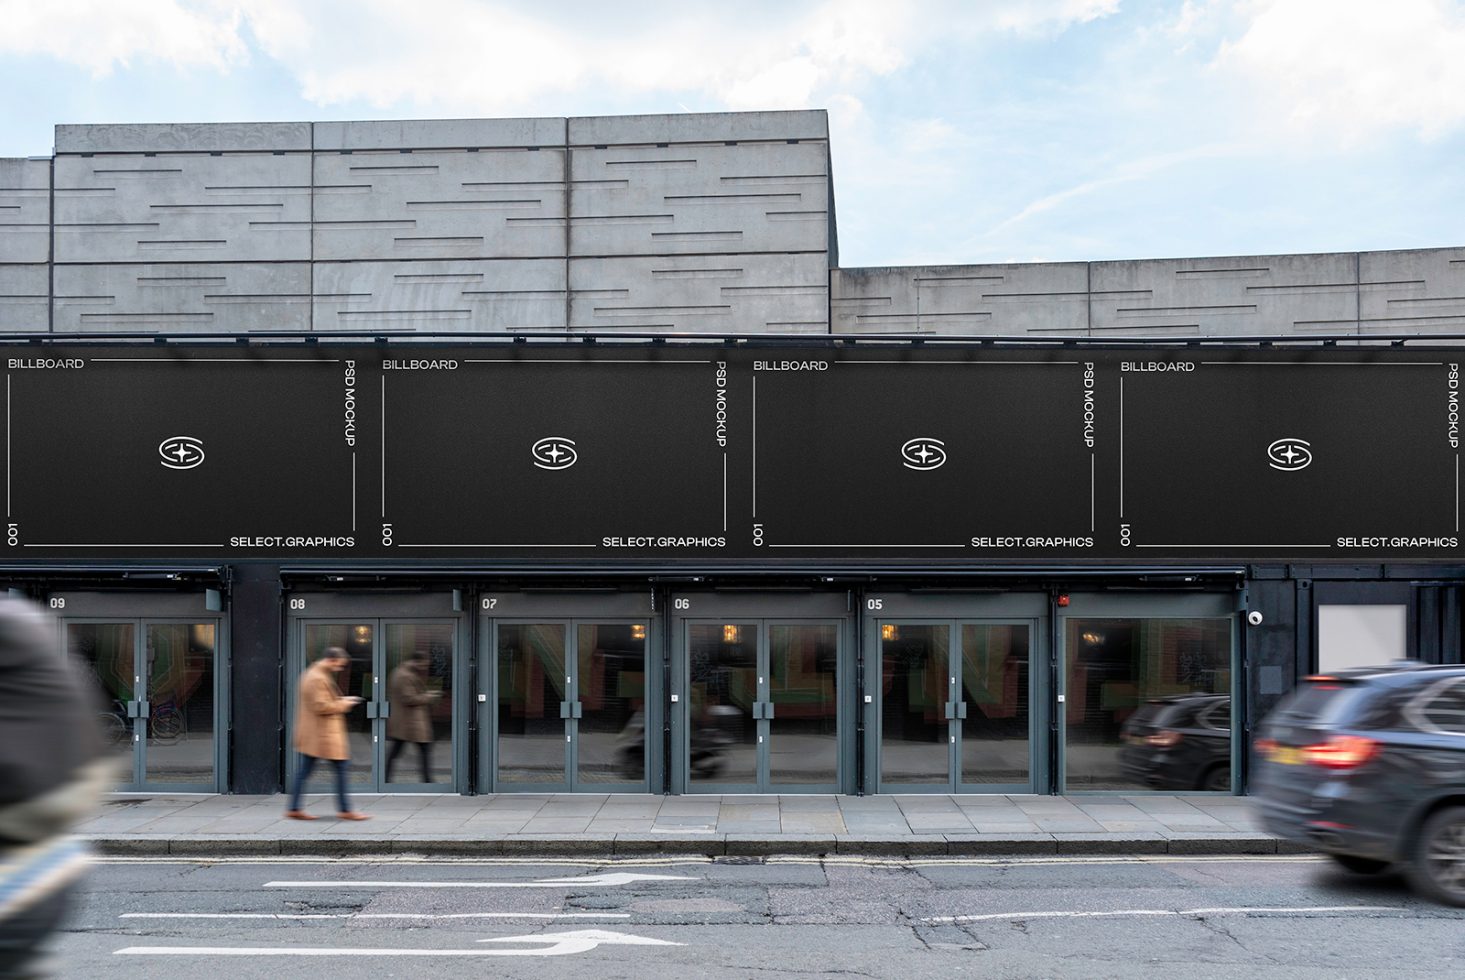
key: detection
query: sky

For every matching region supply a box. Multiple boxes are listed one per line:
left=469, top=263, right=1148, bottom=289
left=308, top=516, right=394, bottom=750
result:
left=2, top=0, right=1464, bottom=267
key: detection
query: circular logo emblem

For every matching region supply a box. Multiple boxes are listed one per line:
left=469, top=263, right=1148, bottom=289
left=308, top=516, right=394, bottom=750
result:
left=159, top=435, right=205, bottom=470
left=901, top=437, right=947, bottom=471
left=532, top=436, right=578, bottom=470
left=1267, top=437, right=1312, bottom=471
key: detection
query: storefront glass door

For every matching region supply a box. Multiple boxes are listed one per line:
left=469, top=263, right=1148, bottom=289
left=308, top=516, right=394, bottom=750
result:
left=67, top=616, right=221, bottom=792
left=292, top=617, right=457, bottom=794
left=684, top=619, right=841, bottom=793
left=875, top=619, right=1033, bottom=793
left=493, top=619, right=649, bottom=791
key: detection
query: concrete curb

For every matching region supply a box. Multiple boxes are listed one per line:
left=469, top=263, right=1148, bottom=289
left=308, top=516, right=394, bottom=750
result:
left=83, top=833, right=1300, bottom=860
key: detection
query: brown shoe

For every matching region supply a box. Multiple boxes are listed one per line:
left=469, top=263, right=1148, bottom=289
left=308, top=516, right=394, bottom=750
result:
left=337, top=811, right=371, bottom=821
left=284, top=810, right=318, bottom=821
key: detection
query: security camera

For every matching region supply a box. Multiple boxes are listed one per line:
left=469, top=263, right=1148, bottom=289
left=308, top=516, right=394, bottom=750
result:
left=1246, top=610, right=1264, bottom=627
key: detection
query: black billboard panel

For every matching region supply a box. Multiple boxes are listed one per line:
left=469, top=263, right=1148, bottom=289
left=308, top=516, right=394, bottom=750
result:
left=378, top=350, right=730, bottom=557
left=1118, top=352, right=1460, bottom=558
left=0, top=344, right=1460, bottom=565
left=6, top=349, right=358, bottom=557
left=751, top=350, right=1098, bottom=557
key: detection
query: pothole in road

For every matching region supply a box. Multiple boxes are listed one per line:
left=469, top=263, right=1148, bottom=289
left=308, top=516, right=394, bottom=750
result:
left=282, top=900, right=365, bottom=914
left=630, top=898, right=746, bottom=914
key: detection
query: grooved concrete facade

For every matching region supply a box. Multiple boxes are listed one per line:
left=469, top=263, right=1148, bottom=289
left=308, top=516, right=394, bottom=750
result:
left=3, top=109, right=1465, bottom=337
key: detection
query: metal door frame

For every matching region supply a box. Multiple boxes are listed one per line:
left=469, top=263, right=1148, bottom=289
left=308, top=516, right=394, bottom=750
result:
left=285, top=591, right=465, bottom=794
left=669, top=591, right=852, bottom=795
left=1056, top=592, right=1239, bottom=796
left=478, top=591, right=658, bottom=794
left=863, top=592, right=1047, bottom=795
left=53, top=590, right=227, bottom=793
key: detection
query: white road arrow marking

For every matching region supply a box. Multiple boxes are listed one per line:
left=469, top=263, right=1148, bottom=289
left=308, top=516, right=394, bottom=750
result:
left=115, top=929, right=681, bottom=958
left=263, top=871, right=695, bottom=889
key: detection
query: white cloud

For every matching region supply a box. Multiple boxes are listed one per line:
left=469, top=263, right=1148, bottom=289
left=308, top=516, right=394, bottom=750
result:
left=0, top=0, right=1119, bottom=112
left=1213, top=0, right=1465, bottom=144
left=0, top=0, right=248, bottom=75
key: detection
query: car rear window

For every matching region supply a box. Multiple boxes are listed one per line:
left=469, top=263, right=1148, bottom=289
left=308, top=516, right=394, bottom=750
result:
left=1274, top=682, right=1366, bottom=726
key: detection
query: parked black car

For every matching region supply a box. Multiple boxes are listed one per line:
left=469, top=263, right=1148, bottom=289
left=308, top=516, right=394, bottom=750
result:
left=1119, top=694, right=1232, bottom=791
left=1252, top=662, right=1465, bottom=906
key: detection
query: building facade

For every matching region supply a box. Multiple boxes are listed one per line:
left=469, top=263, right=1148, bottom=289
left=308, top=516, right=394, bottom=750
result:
left=2, top=110, right=1463, bottom=799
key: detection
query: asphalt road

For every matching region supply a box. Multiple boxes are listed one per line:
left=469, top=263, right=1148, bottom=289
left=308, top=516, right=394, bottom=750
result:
left=47, top=852, right=1465, bottom=978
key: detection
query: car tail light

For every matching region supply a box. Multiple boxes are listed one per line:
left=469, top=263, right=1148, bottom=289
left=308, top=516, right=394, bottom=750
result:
left=1145, top=730, right=1182, bottom=748
left=1302, top=735, right=1380, bottom=770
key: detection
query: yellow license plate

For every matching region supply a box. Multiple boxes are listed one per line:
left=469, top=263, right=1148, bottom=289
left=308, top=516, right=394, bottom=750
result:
left=1270, top=746, right=1303, bottom=765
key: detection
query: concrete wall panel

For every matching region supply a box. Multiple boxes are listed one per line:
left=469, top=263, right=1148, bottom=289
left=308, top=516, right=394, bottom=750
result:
left=571, top=253, right=826, bottom=333
left=569, top=110, right=827, bottom=146
left=53, top=152, right=312, bottom=263
left=312, top=148, right=565, bottom=260
left=1090, top=252, right=1358, bottom=337
left=0, top=265, right=48, bottom=331
left=1358, top=247, right=1465, bottom=335
left=315, top=117, right=565, bottom=151
left=56, top=122, right=311, bottom=154
left=53, top=262, right=309, bottom=332
left=570, top=143, right=827, bottom=257
left=0, top=158, right=52, bottom=264
left=313, top=259, right=565, bottom=332
left=832, top=263, right=1087, bottom=335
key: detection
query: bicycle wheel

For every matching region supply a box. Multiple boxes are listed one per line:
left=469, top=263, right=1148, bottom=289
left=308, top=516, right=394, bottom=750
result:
left=150, top=706, right=184, bottom=743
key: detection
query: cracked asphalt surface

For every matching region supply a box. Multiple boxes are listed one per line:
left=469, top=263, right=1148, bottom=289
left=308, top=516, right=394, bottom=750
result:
left=46, top=853, right=1465, bottom=978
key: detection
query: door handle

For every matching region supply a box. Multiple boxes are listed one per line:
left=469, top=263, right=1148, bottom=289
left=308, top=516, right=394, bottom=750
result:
left=380, top=701, right=391, bottom=718
left=957, top=702, right=969, bottom=720
left=365, top=702, right=378, bottom=719
left=136, top=700, right=150, bottom=718
left=560, top=701, right=574, bottom=720
left=944, top=701, right=958, bottom=720
left=763, top=701, right=775, bottom=720
left=126, top=700, right=141, bottom=719
left=572, top=702, right=583, bottom=719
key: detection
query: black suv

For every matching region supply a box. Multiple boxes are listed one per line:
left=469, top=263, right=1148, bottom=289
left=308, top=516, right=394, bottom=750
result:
left=1120, top=694, right=1232, bottom=791
left=1252, top=663, right=1465, bottom=906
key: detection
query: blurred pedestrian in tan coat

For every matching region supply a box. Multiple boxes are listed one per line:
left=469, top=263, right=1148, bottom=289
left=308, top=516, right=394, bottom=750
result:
left=285, top=648, right=369, bottom=821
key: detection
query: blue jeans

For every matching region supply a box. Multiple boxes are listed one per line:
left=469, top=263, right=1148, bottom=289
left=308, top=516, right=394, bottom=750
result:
left=288, top=754, right=350, bottom=813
